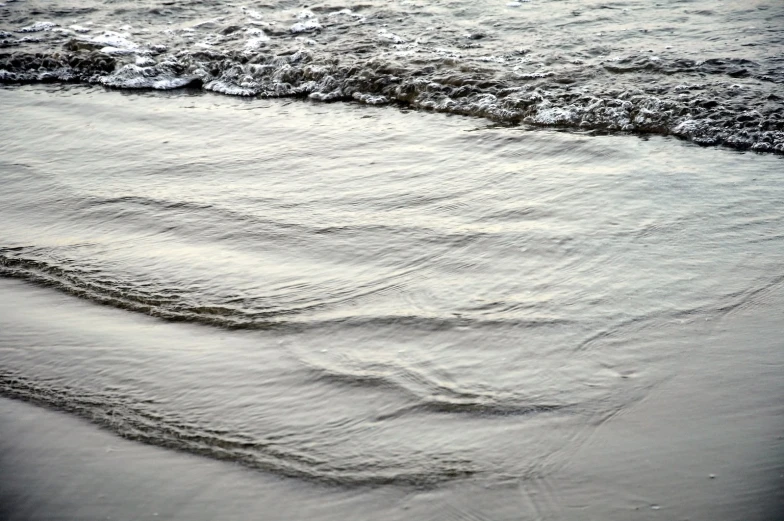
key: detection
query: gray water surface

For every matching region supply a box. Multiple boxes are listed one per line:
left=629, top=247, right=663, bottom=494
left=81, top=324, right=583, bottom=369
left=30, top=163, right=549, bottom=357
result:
left=1, top=86, right=782, bottom=498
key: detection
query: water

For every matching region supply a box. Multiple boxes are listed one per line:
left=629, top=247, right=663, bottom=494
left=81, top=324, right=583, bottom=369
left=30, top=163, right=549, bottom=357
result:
left=1, top=0, right=783, bottom=151
left=0, top=1, right=783, bottom=518
left=1, top=84, right=782, bottom=492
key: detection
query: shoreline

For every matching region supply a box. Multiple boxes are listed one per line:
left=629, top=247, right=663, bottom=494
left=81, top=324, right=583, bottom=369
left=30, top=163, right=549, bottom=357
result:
left=2, top=78, right=783, bottom=157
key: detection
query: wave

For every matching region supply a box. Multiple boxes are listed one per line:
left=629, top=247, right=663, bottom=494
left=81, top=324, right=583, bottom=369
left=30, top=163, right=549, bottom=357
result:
left=0, top=247, right=567, bottom=332
left=0, top=371, right=478, bottom=487
left=1, top=0, right=782, bottom=153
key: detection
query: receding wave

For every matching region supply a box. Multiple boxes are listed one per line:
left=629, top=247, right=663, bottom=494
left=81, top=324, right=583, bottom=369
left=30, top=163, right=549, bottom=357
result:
left=0, top=248, right=564, bottom=332
left=0, top=248, right=279, bottom=328
left=0, top=371, right=478, bottom=487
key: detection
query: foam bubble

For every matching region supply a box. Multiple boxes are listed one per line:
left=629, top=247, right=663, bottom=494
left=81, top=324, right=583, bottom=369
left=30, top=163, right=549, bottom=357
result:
left=290, top=20, right=322, bottom=34
left=100, top=64, right=196, bottom=90
left=18, top=22, right=56, bottom=33
left=245, top=34, right=270, bottom=51
left=241, top=7, right=264, bottom=20
left=90, top=31, right=140, bottom=52
left=378, top=29, right=406, bottom=44
left=135, top=56, right=156, bottom=67
left=204, top=80, right=257, bottom=96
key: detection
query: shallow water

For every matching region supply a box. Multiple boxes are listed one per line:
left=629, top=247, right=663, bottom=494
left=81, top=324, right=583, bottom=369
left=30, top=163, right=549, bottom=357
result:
left=1, top=0, right=784, bottom=151
left=1, top=85, right=783, bottom=502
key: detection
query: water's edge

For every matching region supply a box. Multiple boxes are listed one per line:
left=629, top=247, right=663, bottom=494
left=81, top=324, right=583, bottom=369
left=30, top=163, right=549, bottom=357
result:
left=2, top=57, right=782, bottom=156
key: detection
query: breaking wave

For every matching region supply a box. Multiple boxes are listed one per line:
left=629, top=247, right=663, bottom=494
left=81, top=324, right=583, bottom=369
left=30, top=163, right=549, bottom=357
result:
left=1, top=0, right=783, bottom=152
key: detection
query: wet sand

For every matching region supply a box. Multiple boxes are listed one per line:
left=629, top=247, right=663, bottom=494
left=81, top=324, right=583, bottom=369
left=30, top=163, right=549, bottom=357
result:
left=1, top=278, right=782, bottom=521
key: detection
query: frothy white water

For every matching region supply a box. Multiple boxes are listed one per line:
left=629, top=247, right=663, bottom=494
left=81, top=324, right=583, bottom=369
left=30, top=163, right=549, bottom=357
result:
left=0, top=0, right=782, bottom=151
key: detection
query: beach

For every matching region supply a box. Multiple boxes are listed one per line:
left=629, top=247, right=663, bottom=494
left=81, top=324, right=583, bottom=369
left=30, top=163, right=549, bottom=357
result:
left=2, top=0, right=784, bottom=516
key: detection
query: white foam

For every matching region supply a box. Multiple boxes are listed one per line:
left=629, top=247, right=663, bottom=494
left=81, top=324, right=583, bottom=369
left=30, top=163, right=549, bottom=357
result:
left=204, top=80, right=257, bottom=96
left=90, top=31, right=140, bottom=51
left=100, top=46, right=137, bottom=56
left=135, top=56, right=157, bottom=67
left=309, top=88, right=344, bottom=101
left=328, top=9, right=366, bottom=22
left=18, top=22, right=56, bottom=33
left=478, top=55, right=507, bottom=64
left=514, top=71, right=554, bottom=79
left=245, top=35, right=270, bottom=50
left=101, top=64, right=195, bottom=90
left=352, top=92, right=389, bottom=105
left=378, top=29, right=405, bottom=44
left=240, top=7, right=264, bottom=20
left=532, top=105, right=577, bottom=125
left=290, top=20, right=322, bottom=34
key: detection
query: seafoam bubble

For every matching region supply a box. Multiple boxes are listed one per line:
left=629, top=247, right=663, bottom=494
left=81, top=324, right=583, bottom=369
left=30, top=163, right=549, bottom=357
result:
left=245, top=35, right=270, bottom=51
left=309, top=88, right=345, bottom=101
left=100, top=46, right=135, bottom=56
left=240, top=7, right=264, bottom=20
left=100, top=64, right=196, bottom=90
left=378, top=29, right=406, bottom=44
left=514, top=71, right=554, bottom=79
left=290, top=19, right=322, bottom=34
left=90, top=31, right=140, bottom=52
left=353, top=92, right=389, bottom=105
left=135, top=56, right=157, bottom=67
left=204, top=79, right=257, bottom=96
left=530, top=105, right=577, bottom=125
left=478, top=55, right=507, bottom=64
left=18, top=22, right=56, bottom=33
left=328, top=9, right=366, bottom=22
